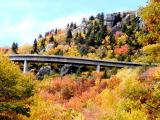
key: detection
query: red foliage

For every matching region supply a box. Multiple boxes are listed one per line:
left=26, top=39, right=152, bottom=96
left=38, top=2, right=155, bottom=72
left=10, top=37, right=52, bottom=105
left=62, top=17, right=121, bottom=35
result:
left=114, top=44, right=129, bottom=55
left=39, top=74, right=109, bottom=111
left=75, top=78, right=95, bottom=95
left=49, top=76, right=76, bottom=93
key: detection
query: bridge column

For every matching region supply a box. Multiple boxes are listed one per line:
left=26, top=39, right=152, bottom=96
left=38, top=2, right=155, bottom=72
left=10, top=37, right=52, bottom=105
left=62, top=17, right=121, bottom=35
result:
left=96, top=65, right=100, bottom=72
left=23, top=60, right=28, bottom=73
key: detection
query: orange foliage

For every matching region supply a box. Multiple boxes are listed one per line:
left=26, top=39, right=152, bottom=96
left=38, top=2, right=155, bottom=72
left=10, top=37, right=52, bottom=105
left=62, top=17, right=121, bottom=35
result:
left=39, top=76, right=76, bottom=104
left=106, top=76, right=121, bottom=89
left=39, top=73, right=110, bottom=112
left=75, top=78, right=95, bottom=95
left=114, top=44, right=129, bottom=55
left=65, top=88, right=97, bottom=111
left=0, top=48, right=9, bottom=54
left=92, top=72, right=104, bottom=80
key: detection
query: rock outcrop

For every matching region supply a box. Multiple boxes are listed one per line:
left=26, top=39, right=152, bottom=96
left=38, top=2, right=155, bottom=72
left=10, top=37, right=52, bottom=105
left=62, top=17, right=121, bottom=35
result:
left=36, top=66, right=53, bottom=80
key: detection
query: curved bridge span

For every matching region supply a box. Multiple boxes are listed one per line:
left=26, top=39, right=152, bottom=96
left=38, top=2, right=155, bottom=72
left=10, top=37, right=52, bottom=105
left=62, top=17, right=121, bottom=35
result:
left=9, top=54, right=149, bottom=73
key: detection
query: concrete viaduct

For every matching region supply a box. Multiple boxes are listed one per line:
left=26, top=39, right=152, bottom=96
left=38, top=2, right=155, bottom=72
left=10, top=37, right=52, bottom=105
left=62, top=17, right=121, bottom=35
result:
left=9, top=54, right=149, bottom=73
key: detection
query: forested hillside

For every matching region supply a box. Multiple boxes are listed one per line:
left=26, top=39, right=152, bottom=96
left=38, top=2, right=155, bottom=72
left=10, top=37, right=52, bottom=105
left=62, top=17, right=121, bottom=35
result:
left=9, top=0, right=159, bottom=64
left=0, top=0, right=160, bottom=120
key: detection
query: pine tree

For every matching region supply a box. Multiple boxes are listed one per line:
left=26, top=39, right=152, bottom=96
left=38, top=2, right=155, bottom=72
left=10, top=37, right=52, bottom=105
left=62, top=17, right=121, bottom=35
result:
left=82, top=18, right=86, bottom=24
left=99, top=12, right=104, bottom=25
left=113, top=12, right=122, bottom=26
left=87, top=33, right=96, bottom=46
left=49, top=36, right=54, bottom=43
left=55, top=29, right=58, bottom=35
left=77, top=33, right=85, bottom=44
left=11, top=42, right=18, bottom=54
left=109, top=32, right=115, bottom=50
left=40, top=38, right=46, bottom=50
left=70, top=22, right=74, bottom=28
left=33, top=39, right=38, bottom=53
left=38, top=34, right=43, bottom=39
left=96, top=13, right=101, bottom=19
left=66, top=29, right=72, bottom=45
left=67, top=23, right=70, bottom=28
left=89, top=16, right=95, bottom=21
left=73, top=23, right=77, bottom=29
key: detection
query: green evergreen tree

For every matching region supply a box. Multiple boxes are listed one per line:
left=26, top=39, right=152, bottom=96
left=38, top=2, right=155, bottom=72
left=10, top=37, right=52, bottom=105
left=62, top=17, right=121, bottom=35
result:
left=99, top=12, right=104, bottom=25
left=109, top=32, right=115, bottom=50
left=38, top=34, right=43, bottom=39
left=49, top=36, right=54, bottom=43
left=70, top=22, right=74, bottom=28
left=66, top=29, right=72, bottom=45
left=11, top=42, right=18, bottom=54
left=87, top=33, right=96, bottom=46
left=40, top=38, right=46, bottom=50
left=32, top=39, right=38, bottom=53
left=77, top=33, right=85, bottom=44
left=55, top=29, right=58, bottom=35
left=89, top=16, right=95, bottom=21
left=73, top=23, right=77, bottom=29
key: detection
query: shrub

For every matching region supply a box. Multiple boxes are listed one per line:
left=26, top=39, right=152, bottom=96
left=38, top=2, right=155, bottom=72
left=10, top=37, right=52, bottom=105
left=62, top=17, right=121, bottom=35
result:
left=114, top=44, right=129, bottom=55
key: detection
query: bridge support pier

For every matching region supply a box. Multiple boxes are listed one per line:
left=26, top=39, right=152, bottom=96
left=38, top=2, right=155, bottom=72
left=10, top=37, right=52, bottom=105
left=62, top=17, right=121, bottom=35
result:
left=23, top=60, right=28, bottom=73
left=96, top=65, right=100, bottom=72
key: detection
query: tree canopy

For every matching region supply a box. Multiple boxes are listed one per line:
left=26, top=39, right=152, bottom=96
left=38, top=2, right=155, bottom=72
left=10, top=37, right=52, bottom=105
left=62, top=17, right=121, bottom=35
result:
left=0, top=55, right=34, bottom=120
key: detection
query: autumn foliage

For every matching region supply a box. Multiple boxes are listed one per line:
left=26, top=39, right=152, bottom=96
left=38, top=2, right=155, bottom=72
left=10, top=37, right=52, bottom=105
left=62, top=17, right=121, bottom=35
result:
left=25, top=66, right=159, bottom=120
left=114, top=44, right=129, bottom=55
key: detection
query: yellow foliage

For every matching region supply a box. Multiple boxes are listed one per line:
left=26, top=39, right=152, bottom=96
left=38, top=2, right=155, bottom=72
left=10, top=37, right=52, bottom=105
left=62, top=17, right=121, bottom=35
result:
left=113, top=109, right=148, bottom=120
left=116, top=68, right=143, bottom=96
left=86, top=53, right=98, bottom=59
left=138, top=44, right=160, bottom=63
left=64, top=45, right=81, bottom=57
left=116, top=68, right=140, bottom=82
left=0, top=54, right=35, bottom=119
left=142, top=44, right=160, bottom=54
left=55, top=30, right=66, bottom=43
left=97, top=89, right=118, bottom=109
left=18, top=44, right=32, bottom=54
left=80, top=32, right=86, bottom=39
left=21, top=97, right=64, bottom=120
left=102, top=36, right=110, bottom=47
left=44, top=45, right=64, bottom=55
left=116, top=34, right=128, bottom=46
left=138, top=0, right=160, bottom=44
left=139, top=0, right=160, bottom=33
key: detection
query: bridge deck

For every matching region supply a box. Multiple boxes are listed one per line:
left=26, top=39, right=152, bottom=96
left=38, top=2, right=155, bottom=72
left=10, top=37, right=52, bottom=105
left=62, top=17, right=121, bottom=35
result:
left=9, top=54, right=149, bottom=68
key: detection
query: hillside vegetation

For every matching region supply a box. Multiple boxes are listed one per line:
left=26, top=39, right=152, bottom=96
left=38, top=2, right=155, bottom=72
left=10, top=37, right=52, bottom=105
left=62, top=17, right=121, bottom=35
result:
left=10, top=0, right=159, bottom=65
left=0, top=0, right=160, bottom=120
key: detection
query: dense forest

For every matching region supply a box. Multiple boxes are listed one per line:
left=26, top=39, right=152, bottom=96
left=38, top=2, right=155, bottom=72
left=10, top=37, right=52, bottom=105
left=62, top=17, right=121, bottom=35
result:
left=0, top=0, right=160, bottom=120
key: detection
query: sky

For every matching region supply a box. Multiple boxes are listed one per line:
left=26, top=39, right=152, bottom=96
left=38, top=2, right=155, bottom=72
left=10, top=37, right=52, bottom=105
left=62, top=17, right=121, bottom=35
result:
left=0, top=0, right=148, bottom=47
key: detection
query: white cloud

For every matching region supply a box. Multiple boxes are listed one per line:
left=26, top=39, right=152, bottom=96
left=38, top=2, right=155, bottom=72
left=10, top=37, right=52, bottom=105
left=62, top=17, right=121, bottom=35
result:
left=0, top=13, right=92, bottom=47
left=46, top=13, right=91, bottom=29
